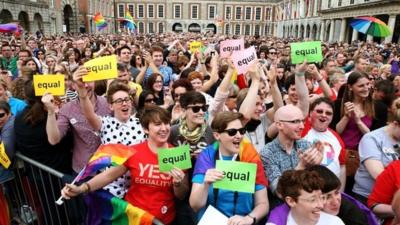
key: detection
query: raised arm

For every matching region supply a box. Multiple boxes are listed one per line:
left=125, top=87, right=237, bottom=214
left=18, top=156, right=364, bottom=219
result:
left=201, top=53, right=219, bottom=92
left=295, top=61, right=310, bottom=117
left=72, top=66, right=102, bottom=131
left=42, top=93, right=61, bottom=145
left=239, top=62, right=261, bottom=122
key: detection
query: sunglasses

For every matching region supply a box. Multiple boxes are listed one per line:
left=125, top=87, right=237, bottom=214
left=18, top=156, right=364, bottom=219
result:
left=269, top=52, right=277, bottom=55
left=223, top=127, right=246, bottom=136
left=187, top=105, right=208, bottom=113
left=315, top=109, right=333, bottom=116
left=144, top=98, right=155, bottom=103
left=0, top=112, right=7, bottom=118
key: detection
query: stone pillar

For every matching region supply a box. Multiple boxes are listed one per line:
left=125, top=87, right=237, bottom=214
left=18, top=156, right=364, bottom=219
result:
left=328, top=19, right=335, bottom=43
left=385, top=14, right=396, bottom=43
left=320, top=20, right=325, bottom=41
left=339, top=18, right=347, bottom=42
left=352, top=28, right=359, bottom=41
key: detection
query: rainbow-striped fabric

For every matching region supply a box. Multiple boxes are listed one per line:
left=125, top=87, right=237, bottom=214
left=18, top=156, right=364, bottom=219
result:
left=121, top=7, right=136, bottom=31
left=94, top=12, right=107, bottom=31
left=77, top=144, right=159, bottom=225
left=0, top=23, right=21, bottom=34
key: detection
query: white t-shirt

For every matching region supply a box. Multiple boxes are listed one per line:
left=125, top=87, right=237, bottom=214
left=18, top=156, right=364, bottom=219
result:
left=287, top=211, right=345, bottom=225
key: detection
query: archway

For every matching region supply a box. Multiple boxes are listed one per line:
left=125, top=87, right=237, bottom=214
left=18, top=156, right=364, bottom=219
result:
left=188, top=23, right=201, bottom=33
left=0, top=10, right=13, bottom=24
left=306, top=24, right=311, bottom=39
left=63, top=4, right=73, bottom=32
left=294, top=25, right=299, bottom=38
left=172, top=23, right=183, bottom=33
left=18, top=11, right=30, bottom=31
left=300, top=25, right=305, bottom=39
left=312, top=24, right=317, bottom=40
left=33, top=13, right=43, bottom=33
left=206, top=24, right=217, bottom=34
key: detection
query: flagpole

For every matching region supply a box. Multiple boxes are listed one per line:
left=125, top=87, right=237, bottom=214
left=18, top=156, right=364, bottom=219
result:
left=55, top=166, right=86, bottom=205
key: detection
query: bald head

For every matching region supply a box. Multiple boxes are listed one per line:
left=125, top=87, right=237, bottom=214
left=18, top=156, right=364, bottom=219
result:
left=274, top=105, right=304, bottom=122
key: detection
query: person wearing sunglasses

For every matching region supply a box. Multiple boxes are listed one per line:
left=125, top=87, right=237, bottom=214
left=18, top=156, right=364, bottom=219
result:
left=168, top=91, right=215, bottom=225
left=190, top=111, right=269, bottom=225
left=301, top=97, right=347, bottom=192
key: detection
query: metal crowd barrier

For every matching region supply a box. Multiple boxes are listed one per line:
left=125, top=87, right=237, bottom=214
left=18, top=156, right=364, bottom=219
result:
left=4, top=152, right=164, bottom=225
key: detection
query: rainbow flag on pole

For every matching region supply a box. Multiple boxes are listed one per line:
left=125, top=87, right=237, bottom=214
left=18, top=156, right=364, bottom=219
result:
left=77, top=144, right=159, bottom=225
left=120, top=7, right=136, bottom=31
left=94, top=12, right=107, bottom=31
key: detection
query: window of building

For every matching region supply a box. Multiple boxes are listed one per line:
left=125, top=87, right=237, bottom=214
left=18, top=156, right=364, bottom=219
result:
left=266, top=7, right=271, bottom=21
left=158, top=4, right=164, bottom=18
left=245, top=7, right=252, bottom=20
left=148, top=22, right=154, bottom=33
left=350, top=0, right=355, bottom=4
left=235, top=6, right=242, bottom=20
left=148, top=4, right=154, bottom=18
left=338, top=0, right=342, bottom=6
left=128, top=4, right=134, bottom=17
left=225, top=24, right=230, bottom=34
left=118, top=4, right=124, bottom=18
left=158, top=23, right=164, bottom=33
left=191, top=4, right=199, bottom=19
left=255, top=7, right=262, bottom=20
left=254, top=24, right=260, bottom=35
left=174, top=4, right=181, bottom=19
left=244, top=24, right=251, bottom=35
left=225, top=6, right=232, bottom=20
left=138, top=22, right=144, bottom=33
left=265, top=24, right=270, bottom=35
left=208, top=5, right=216, bottom=19
left=235, top=24, right=241, bottom=35
left=137, top=4, right=144, bottom=18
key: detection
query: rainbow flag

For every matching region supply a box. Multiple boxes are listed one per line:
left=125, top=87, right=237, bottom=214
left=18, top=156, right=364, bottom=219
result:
left=0, top=23, right=21, bottom=34
left=84, top=190, right=156, bottom=225
left=94, top=12, right=107, bottom=31
left=120, top=7, right=136, bottom=31
left=77, top=144, right=160, bottom=225
left=76, top=144, right=135, bottom=182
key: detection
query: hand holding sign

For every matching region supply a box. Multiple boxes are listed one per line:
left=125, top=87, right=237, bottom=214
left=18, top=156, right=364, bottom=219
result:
left=41, top=93, right=57, bottom=114
left=72, top=66, right=89, bottom=97
left=204, top=168, right=224, bottom=185
left=168, top=167, right=186, bottom=186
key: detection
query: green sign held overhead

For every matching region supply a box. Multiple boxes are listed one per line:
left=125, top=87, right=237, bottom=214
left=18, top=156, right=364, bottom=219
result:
left=158, top=145, right=192, bottom=172
left=214, top=160, right=257, bottom=193
left=290, top=41, right=323, bottom=64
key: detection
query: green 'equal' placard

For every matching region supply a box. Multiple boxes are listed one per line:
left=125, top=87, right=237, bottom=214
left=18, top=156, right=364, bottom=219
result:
left=213, top=160, right=257, bottom=193
left=290, top=41, right=323, bottom=64
left=158, top=145, right=192, bottom=172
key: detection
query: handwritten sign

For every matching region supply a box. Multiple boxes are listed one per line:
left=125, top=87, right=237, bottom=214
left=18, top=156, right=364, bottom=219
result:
left=290, top=41, right=323, bottom=64
left=33, top=75, right=65, bottom=96
left=232, top=46, right=258, bottom=74
left=0, top=142, right=10, bottom=169
left=189, top=41, right=203, bottom=53
left=220, top=38, right=245, bottom=58
left=214, top=160, right=256, bottom=193
left=83, top=55, right=118, bottom=82
left=158, top=145, right=192, bottom=172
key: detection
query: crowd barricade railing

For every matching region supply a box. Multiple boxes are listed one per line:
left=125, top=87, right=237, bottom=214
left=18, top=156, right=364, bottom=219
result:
left=5, top=152, right=164, bottom=225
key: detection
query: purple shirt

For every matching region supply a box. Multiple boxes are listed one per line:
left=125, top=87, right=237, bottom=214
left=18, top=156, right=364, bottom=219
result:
left=341, top=116, right=372, bottom=150
left=57, top=96, right=111, bottom=172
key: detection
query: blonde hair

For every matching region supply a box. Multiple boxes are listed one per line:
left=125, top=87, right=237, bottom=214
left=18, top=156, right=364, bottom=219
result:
left=379, top=64, right=391, bottom=74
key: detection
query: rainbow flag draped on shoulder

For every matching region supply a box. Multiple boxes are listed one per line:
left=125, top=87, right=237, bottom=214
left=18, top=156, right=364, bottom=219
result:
left=94, top=12, right=108, bottom=31
left=76, top=144, right=158, bottom=225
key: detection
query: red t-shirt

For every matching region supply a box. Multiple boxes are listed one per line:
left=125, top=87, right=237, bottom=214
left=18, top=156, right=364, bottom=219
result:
left=124, top=141, right=175, bottom=224
left=314, top=87, right=337, bottom=101
left=368, top=160, right=400, bottom=225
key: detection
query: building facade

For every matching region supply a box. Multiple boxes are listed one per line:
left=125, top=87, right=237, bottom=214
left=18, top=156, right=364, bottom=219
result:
left=115, top=0, right=278, bottom=36
left=276, top=0, right=400, bottom=43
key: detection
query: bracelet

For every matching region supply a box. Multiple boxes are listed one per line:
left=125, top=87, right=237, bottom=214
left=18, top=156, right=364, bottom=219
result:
left=247, top=214, right=256, bottom=225
left=296, top=71, right=305, bottom=77
left=82, top=182, right=91, bottom=194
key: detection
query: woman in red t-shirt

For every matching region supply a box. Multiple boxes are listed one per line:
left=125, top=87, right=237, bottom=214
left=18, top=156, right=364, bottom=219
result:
left=61, top=105, right=189, bottom=224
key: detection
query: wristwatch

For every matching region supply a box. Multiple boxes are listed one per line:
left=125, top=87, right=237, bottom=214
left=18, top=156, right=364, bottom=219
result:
left=247, top=214, right=256, bottom=225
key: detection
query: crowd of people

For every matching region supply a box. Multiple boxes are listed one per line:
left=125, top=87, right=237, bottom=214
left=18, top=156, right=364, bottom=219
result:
left=1, top=30, right=400, bottom=225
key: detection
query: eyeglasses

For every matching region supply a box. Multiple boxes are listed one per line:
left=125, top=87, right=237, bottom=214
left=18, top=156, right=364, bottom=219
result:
left=269, top=52, right=277, bottom=55
left=187, top=105, right=208, bottom=113
left=298, top=195, right=326, bottom=205
left=112, top=97, right=132, bottom=105
left=223, top=127, right=246, bottom=136
left=0, top=112, right=7, bottom=118
left=279, top=119, right=305, bottom=124
left=315, top=109, right=333, bottom=116
left=144, top=98, right=155, bottom=103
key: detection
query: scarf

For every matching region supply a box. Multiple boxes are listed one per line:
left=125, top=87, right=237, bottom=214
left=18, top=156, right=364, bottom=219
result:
left=179, top=119, right=207, bottom=144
